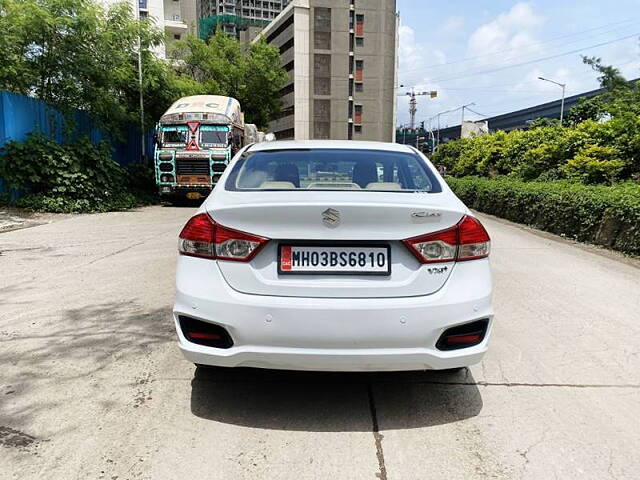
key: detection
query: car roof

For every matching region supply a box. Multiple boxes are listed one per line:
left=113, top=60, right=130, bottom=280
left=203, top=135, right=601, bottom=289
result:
left=246, top=140, right=416, bottom=154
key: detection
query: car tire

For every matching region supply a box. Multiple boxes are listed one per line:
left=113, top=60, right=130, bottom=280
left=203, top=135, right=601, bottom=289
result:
left=438, top=367, right=467, bottom=374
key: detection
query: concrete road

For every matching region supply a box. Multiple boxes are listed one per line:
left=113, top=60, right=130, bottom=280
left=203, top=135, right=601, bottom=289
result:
left=1, top=206, right=639, bottom=480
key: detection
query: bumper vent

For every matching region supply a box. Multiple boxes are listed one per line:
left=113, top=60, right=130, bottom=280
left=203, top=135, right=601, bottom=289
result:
left=436, top=319, right=489, bottom=351
left=179, top=316, right=233, bottom=349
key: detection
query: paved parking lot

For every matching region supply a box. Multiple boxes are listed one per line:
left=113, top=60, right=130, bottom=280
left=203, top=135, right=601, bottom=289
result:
left=1, top=205, right=639, bottom=479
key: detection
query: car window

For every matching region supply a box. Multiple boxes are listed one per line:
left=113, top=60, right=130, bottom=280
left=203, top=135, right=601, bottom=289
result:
left=227, top=149, right=441, bottom=193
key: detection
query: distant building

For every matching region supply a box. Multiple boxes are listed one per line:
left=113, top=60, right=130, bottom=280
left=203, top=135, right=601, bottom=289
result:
left=99, top=0, right=198, bottom=57
left=198, top=0, right=291, bottom=39
left=254, top=0, right=398, bottom=141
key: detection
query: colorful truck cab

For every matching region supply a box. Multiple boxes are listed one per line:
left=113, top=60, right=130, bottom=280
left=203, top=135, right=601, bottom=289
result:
left=155, top=95, right=245, bottom=201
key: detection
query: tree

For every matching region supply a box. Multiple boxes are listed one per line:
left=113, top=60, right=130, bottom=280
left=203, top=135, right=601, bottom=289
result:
left=0, top=1, right=286, bottom=135
left=581, top=55, right=629, bottom=91
left=566, top=56, right=640, bottom=125
left=0, top=0, right=197, bottom=138
left=173, top=30, right=287, bottom=128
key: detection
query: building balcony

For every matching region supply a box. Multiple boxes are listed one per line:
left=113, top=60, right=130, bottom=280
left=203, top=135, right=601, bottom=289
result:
left=164, top=17, right=188, bottom=32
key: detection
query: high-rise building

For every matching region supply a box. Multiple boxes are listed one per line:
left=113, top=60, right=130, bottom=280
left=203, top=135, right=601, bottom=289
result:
left=99, top=0, right=198, bottom=57
left=198, top=0, right=291, bottom=39
left=255, top=0, right=398, bottom=142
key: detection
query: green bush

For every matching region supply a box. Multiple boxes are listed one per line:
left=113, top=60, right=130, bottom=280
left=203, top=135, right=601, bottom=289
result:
left=0, top=133, right=158, bottom=213
left=447, top=176, right=640, bottom=256
left=430, top=115, right=640, bottom=185
left=561, top=145, right=625, bottom=184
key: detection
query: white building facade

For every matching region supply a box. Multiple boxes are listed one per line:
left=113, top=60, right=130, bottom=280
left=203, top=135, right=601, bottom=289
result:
left=99, top=0, right=197, bottom=57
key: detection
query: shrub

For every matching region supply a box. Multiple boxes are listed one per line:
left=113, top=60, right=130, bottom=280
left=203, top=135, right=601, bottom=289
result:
left=0, top=133, right=158, bottom=213
left=561, top=145, right=625, bottom=184
left=447, top=176, right=640, bottom=256
left=432, top=114, right=640, bottom=185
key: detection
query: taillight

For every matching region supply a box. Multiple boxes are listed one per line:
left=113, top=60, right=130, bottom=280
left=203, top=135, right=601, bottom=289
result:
left=457, top=215, right=491, bottom=261
left=214, top=223, right=269, bottom=261
left=403, top=215, right=490, bottom=264
left=178, top=213, right=269, bottom=261
left=179, top=213, right=215, bottom=258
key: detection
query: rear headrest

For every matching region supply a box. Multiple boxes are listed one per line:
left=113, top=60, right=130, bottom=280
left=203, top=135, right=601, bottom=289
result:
left=352, top=162, right=378, bottom=188
left=273, top=163, right=300, bottom=188
left=259, top=181, right=296, bottom=189
left=365, top=182, right=402, bottom=190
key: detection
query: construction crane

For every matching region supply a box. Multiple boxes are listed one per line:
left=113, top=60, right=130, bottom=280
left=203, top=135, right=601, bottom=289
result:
left=405, top=88, right=437, bottom=129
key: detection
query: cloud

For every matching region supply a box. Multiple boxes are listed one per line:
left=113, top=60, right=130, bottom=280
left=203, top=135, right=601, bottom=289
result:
left=439, top=16, right=465, bottom=35
left=468, top=2, right=544, bottom=65
left=398, top=24, right=448, bottom=82
left=398, top=25, right=422, bottom=78
left=397, top=24, right=452, bottom=126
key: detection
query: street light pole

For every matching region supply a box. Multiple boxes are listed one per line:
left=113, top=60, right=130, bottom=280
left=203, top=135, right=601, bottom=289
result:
left=135, top=0, right=146, bottom=163
left=560, top=83, right=566, bottom=125
left=538, top=76, right=566, bottom=126
left=431, top=107, right=458, bottom=148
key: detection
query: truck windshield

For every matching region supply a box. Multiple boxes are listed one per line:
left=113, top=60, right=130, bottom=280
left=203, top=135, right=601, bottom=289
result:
left=227, top=149, right=441, bottom=192
left=162, top=128, right=188, bottom=145
left=200, top=131, right=227, bottom=144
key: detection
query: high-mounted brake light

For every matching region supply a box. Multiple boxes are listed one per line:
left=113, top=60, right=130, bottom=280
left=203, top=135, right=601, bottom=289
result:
left=403, top=215, right=490, bottom=264
left=178, top=213, right=269, bottom=262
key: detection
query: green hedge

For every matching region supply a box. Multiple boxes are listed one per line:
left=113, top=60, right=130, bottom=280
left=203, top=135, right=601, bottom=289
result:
left=0, top=134, right=158, bottom=213
left=447, top=177, right=640, bottom=256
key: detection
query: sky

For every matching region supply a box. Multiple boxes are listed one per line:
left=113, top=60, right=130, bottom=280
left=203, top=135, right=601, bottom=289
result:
left=395, top=0, right=640, bottom=128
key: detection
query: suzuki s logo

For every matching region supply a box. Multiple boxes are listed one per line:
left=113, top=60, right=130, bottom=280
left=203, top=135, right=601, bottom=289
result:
left=322, top=208, right=340, bottom=228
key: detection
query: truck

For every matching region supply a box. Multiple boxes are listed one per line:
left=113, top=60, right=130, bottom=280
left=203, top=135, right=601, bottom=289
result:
left=154, top=95, right=245, bottom=201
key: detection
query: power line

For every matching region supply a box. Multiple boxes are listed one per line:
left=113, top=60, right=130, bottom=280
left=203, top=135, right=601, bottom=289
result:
left=400, top=18, right=640, bottom=75
left=465, top=107, right=489, bottom=118
left=428, top=32, right=640, bottom=83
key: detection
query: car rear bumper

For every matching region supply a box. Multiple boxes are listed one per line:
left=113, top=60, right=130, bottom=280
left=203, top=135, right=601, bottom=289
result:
left=173, top=256, right=493, bottom=372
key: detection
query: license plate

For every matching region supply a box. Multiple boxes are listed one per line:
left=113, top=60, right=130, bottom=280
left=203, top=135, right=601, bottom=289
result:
left=279, top=244, right=391, bottom=275
left=186, top=192, right=202, bottom=199
left=178, top=175, right=211, bottom=185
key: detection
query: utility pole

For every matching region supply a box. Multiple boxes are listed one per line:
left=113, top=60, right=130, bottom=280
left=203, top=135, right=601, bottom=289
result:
left=135, top=0, right=145, bottom=163
left=460, top=102, right=475, bottom=137
left=461, top=103, right=475, bottom=126
left=538, top=76, right=567, bottom=126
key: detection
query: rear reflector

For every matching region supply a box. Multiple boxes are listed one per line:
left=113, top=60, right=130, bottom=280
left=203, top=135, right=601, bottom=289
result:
left=179, top=316, right=233, bottom=349
left=403, top=215, right=490, bottom=264
left=178, top=213, right=269, bottom=261
left=445, top=334, right=481, bottom=344
left=188, top=332, right=222, bottom=340
left=436, top=319, right=489, bottom=351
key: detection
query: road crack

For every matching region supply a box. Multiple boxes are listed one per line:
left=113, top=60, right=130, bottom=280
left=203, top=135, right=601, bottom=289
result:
left=407, top=381, right=640, bottom=389
left=367, top=383, right=387, bottom=480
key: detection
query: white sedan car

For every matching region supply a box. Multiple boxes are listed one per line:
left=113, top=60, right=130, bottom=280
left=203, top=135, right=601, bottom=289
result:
left=174, top=140, right=492, bottom=372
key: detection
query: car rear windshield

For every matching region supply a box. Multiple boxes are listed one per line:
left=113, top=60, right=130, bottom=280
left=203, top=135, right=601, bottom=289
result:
left=226, top=148, right=441, bottom=193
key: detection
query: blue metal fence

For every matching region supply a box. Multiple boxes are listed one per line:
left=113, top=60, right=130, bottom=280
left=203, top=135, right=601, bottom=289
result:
left=0, top=90, right=153, bottom=199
